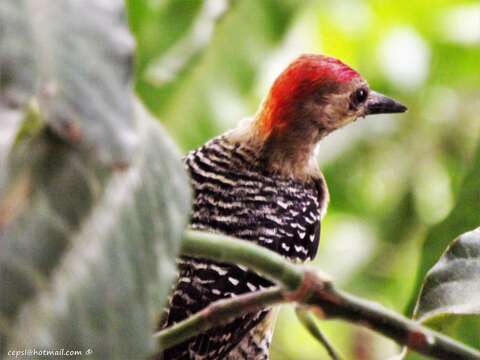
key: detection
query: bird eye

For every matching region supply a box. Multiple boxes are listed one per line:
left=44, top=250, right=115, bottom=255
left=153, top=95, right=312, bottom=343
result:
left=353, top=88, right=368, bottom=105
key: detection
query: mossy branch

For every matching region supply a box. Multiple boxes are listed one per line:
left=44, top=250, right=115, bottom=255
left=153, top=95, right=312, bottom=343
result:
left=155, top=230, right=480, bottom=360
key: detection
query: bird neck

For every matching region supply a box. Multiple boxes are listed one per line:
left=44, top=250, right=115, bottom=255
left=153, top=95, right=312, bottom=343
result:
left=229, top=106, right=326, bottom=180
left=259, top=128, right=321, bottom=180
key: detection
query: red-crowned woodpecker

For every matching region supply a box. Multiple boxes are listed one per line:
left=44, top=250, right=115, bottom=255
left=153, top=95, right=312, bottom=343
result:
left=158, top=54, right=407, bottom=360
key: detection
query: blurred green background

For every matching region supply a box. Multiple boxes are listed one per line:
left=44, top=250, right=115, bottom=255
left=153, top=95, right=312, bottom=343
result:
left=126, top=0, right=480, bottom=358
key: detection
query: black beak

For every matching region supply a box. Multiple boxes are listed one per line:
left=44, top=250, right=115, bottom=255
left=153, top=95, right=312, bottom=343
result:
left=365, top=91, right=407, bottom=115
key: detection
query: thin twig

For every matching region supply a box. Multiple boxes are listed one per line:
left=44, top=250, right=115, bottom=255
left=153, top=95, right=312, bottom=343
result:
left=158, top=230, right=480, bottom=360
left=295, top=307, right=343, bottom=360
left=154, top=287, right=285, bottom=350
left=302, top=275, right=480, bottom=360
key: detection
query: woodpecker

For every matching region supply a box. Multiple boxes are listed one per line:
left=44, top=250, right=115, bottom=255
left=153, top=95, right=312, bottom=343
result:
left=158, top=54, right=406, bottom=360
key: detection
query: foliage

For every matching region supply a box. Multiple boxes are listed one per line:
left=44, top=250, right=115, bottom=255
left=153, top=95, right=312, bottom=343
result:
left=127, top=0, right=480, bottom=358
left=408, top=228, right=480, bottom=359
left=0, top=0, right=136, bottom=165
left=415, top=228, right=480, bottom=321
left=0, top=0, right=479, bottom=359
left=0, top=0, right=189, bottom=358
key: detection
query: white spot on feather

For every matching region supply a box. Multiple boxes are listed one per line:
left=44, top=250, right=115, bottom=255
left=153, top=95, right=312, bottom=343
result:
left=247, top=282, right=257, bottom=291
left=228, top=277, right=239, bottom=286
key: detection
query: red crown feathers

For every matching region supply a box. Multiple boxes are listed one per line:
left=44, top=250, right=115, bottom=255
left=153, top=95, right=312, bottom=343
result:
left=259, top=54, right=359, bottom=135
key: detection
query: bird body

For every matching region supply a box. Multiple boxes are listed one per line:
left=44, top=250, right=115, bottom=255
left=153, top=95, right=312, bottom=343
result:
left=158, top=54, right=406, bottom=359
left=161, top=134, right=327, bottom=359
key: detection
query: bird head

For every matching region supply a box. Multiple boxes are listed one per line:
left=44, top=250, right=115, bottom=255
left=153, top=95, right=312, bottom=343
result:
left=234, top=54, right=407, bottom=178
left=258, top=54, right=407, bottom=138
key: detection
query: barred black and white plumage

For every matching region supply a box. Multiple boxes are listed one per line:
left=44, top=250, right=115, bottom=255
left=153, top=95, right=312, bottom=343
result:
left=156, top=53, right=406, bottom=360
left=159, top=135, right=328, bottom=360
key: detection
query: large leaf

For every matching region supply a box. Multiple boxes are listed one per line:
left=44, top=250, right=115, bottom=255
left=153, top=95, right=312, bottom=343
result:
left=398, top=229, right=480, bottom=359
left=414, top=228, right=480, bottom=322
left=1, top=0, right=191, bottom=356
left=0, top=102, right=190, bottom=358
left=0, top=0, right=136, bottom=165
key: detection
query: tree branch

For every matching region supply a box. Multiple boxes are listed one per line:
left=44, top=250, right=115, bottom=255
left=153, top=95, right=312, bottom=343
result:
left=156, top=230, right=480, bottom=360
left=155, top=287, right=285, bottom=350
left=302, top=276, right=480, bottom=360
left=180, top=230, right=305, bottom=290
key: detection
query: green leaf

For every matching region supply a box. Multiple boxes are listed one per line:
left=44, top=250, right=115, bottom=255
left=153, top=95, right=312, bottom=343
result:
left=0, top=0, right=137, bottom=166
left=401, top=228, right=480, bottom=355
left=0, top=102, right=190, bottom=358
left=414, top=228, right=480, bottom=322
